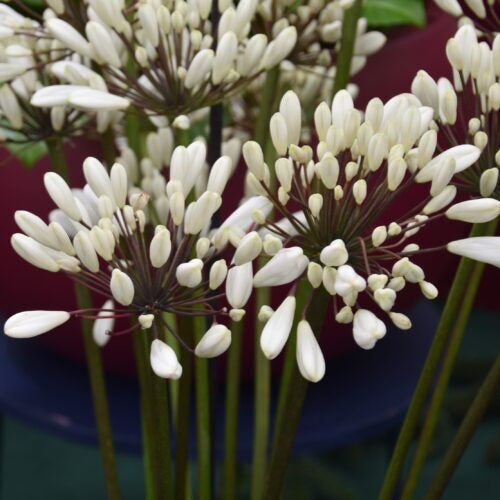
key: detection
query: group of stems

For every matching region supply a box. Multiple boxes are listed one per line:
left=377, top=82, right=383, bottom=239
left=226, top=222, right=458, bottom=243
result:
left=379, top=219, right=499, bottom=500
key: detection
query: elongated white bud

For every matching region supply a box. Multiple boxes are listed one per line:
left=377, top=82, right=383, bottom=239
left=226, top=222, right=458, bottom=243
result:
left=74, top=231, right=99, bottom=272
left=279, top=91, right=301, bottom=146
left=389, top=312, right=412, bottom=330
left=11, top=234, right=59, bottom=272
left=150, top=339, right=182, bottom=379
left=176, top=259, right=203, bottom=288
left=86, top=21, right=122, bottom=68
left=92, top=300, right=114, bottom=347
left=110, top=163, right=128, bottom=209
left=69, top=88, right=130, bottom=111
left=447, top=237, right=500, bottom=268
left=46, top=18, right=90, bottom=57
left=243, top=141, right=266, bottom=180
left=479, top=168, right=498, bottom=198
left=233, top=231, right=262, bottom=265
left=423, top=185, right=457, bottom=214
left=185, top=49, right=214, bottom=89
left=317, top=153, right=339, bottom=189
left=446, top=199, right=500, bottom=223
left=353, top=179, right=367, bottom=204
left=110, top=269, right=135, bottom=305
left=89, top=226, right=114, bottom=261
left=296, top=320, right=325, bottom=383
left=372, top=226, right=387, bottom=247
left=207, top=156, right=232, bottom=194
left=195, top=324, right=232, bottom=358
left=138, top=4, right=159, bottom=47
left=352, top=309, right=386, bottom=349
left=209, top=259, right=228, bottom=289
left=314, top=102, right=331, bottom=142
left=261, top=296, right=296, bottom=360
left=270, top=112, right=289, bottom=156
left=262, top=26, right=297, bottom=69
left=307, top=262, right=323, bottom=288
left=44, top=172, right=81, bottom=221
left=15, top=211, right=58, bottom=249
left=419, top=280, right=438, bottom=299
left=4, top=310, right=70, bottom=339
left=253, top=247, right=309, bottom=287
left=213, top=31, right=238, bottom=84
left=149, top=228, right=172, bottom=268
left=226, top=262, right=253, bottom=308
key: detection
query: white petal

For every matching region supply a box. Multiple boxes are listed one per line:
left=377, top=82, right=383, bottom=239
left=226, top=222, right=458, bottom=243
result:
left=296, top=320, right=325, bottom=383
left=447, top=237, right=500, bottom=268
left=4, top=310, right=70, bottom=338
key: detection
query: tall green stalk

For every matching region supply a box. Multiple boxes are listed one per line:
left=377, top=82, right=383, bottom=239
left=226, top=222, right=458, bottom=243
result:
left=400, top=218, right=499, bottom=500
left=424, top=355, right=500, bottom=500
left=331, top=0, right=363, bottom=96
left=193, top=316, right=212, bottom=500
left=223, top=319, right=243, bottom=500
left=263, top=287, right=330, bottom=500
left=46, top=138, right=121, bottom=500
left=174, top=316, right=194, bottom=500
left=250, top=65, right=281, bottom=500
left=378, top=220, right=497, bottom=500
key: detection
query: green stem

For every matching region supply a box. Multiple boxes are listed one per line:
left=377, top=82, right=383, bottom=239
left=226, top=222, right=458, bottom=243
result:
left=331, top=0, right=363, bottom=97
left=101, top=127, right=117, bottom=167
left=194, top=316, right=212, bottom=500
left=400, top=218, right=499, bottom=500
left=132, top=331, right=160, bottom=500
left=174, top=316, right=193, bottom=500
left=74, top=284, right=121, bottom=500
left=378, top=220, right=497, bottom=500
left=223, top=319, right=243, bottom=500
left=46, top=138, right=121, bottom=500
left=46, top=136, right=69, bottom=179
left=126, top=111, right=142, bottom=157
left=262, top=286, right=330, bottom=500
left=254, top=67, right=280, bottom=145
left=423, top=355, right=500, bottom=500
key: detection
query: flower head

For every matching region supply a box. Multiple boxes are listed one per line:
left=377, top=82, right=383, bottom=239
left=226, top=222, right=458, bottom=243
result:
left=6, top=142, right=239, bottom=378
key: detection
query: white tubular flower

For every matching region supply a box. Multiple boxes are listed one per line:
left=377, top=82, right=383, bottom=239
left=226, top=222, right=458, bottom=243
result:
left=150, top=339, right=182, bottom=379
left=353, top=310, right=387, bottom=349
left=4, top=310, right=70, bottom=339
left=296, top=320, right=325, bottom=383
left=226, top=262, right=253, bottom=308
left=194, top=324, right=232, bottom=358
left=446, top=199, right=500, bottom=223
left=92, top=300, right=114, bottom=347
left=260, top=296, right=296, bottom=360
left=253, top=247, right=309, bottom=287
left=448, top=237, right=500, bottom=267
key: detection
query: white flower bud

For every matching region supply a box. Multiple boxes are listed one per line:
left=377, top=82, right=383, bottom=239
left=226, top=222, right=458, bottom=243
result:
left=371, top=226, right=387, bottom=247
left=352, top=309, right=386, bottom=349
left=169, top=191, right=185, bottom=225
left=74, top=231, right=99, bottom=272
left=213, top=31, right=238, bottom=84
left=317, top=153, right=339, bottom=189
left=334, top=265, right=366, bottom=297
left=86, top=21, right=122, bottom=68
left=176, top=259, right=203, bottom=288
left=322, top=266, right=337, bottom=295
left=11, top=234, right=60, bottom=272
left=446, top=198, right=500, bottom=223
left=314, top=102, right=331, bottom=141
left=367, top=133, right=388, bottom=171
left=44, top=172, right=81, bottom=221
left=335, top=305, right=353, bottom=325
left=423, top=185, right=457, bottom=214
left=4, top=310, right=70, bottom=339
left=226, top=262, right=253, bottom=308
left=46, top=18, right=91, bottom=57
left=69, top=88, right=130, bottom=111
left=262, top=26, right=297, bottom=69
left=233, top=231, right=262, bottom=265
left=307, top=262, right=323, bottom=288
left=150, top=339, right=182, bottom=379
left=110, top=163, right=128, bottom=209
left=430, top=157, right=455, bottom=196
left=387, top=157, right=407, bottom=191
left=368, top=274, right=388, bottom=291
left=296, top=320, right=325, bottom=383
left=149, top=228, right=172, bottom=268
left=447, top=236, right=500, bottom=267
left=207, top=156, right=232, bottom=194
left=138, top=314, right=154, bottom=330
left=209, top=259, right=228, bottom=289
left=253, top=247, right=308, bottom=287
left=195, top=324, right=231, bottom=358
left=389, top=312, right=412, bottom=330
left=89, top=226, right=114, bottom=261
left=263, top=234, right=282, bottom=255
left=243, top=141, right=266, bottom=180
left=270, top=112, right=289, bottom=156
left=275, top=157, right=293, bottom=192
left=279, top=91, right=301, bottom=146
left=14, top=211, right=58, bottom=250
left=374, top=288, right=396, bottom=311
left=479, top=168, right=498, bottom=197
left=320, top=239, right=348, bottom=267
left=308, top=193, right=323, bottom=217
left=353, top=179, right=367, bottom=204
left=260, top=296, right=296, bottom=360
left=110, top=269, right=135, bottom=306
left=92, top=300, right=114, bottom=346
left=258, top=305, right=274, bottom=322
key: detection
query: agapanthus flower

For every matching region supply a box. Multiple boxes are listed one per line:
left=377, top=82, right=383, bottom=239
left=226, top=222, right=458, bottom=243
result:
left=221, top=89, right=496, bottom=382
left=434, top=0, right=499, bottom=39
left=0, top=4, right=105, bottom=146
left=411, top=26, right=500, bottom=200
left=4, top=142, right=244, bottom=379
left=36, top=0, right=297, bottom=126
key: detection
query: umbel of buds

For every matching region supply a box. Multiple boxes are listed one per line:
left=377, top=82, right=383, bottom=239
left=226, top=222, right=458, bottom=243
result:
left=411, top=26, right=500, bottom=199
left=4, top=144, right=242, bottom=379
left=35, top=0, right=298, bottom=124
left=227, top=89, right=494, bottom=382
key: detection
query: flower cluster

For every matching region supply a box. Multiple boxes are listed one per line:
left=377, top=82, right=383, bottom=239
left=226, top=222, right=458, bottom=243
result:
left=223, top=90, right=499, bottom=382
left=434, top=0, right=499, bottom=38
left=411, top=25, right=500, bottom=200
left=0, top=3, right=96, bottom=145
left=5, top=143, right=244, bottom=379
left=36, top=0, right=297, bottom=126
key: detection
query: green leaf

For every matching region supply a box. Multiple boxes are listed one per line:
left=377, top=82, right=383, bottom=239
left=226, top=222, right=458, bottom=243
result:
left=362, top=0, right=426, bottom=28
left=5, top=140, right=47, bottom=169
